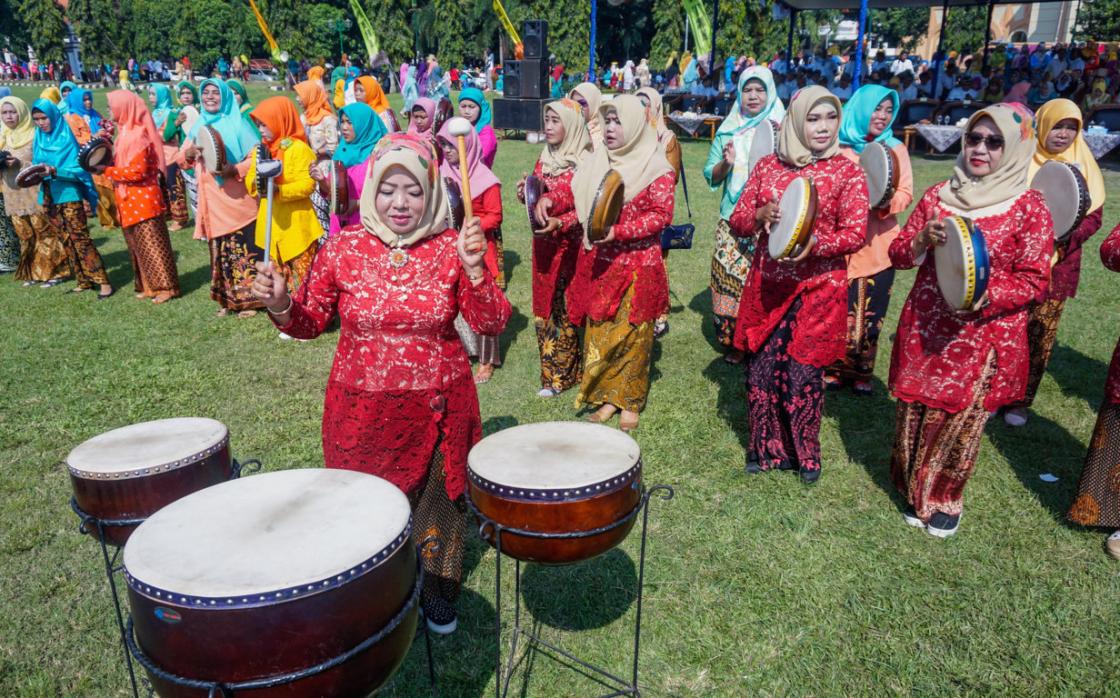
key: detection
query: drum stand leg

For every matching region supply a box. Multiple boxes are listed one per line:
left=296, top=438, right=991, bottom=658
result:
left=482, top=485, right=674, bottom=698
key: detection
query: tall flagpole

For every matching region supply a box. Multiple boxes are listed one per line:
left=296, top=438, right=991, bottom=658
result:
left=589, top=0, right=597, bottom=81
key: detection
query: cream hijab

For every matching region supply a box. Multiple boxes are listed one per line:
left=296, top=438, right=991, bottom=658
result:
left=635, top=87, right=673, bottom=145
left=568, top=82, right=604, bottom=149
left=359, top=134, right=448, bottom=249
left=573, top=95, right=673, bottom=233
left=777, top=86, right=841, bottom=168
left=940, top=104, right=1035, bottom=212
left=538, top=99, right=592, bottom=177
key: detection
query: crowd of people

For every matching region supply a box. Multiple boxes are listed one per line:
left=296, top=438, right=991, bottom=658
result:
left=1, top=47, right=1118, bottom=635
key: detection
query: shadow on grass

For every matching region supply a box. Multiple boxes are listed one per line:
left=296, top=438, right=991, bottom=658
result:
left=499, top=306, right=531, bottom=366
left=177, top=260, right=214, bottom=296
left=688, top=289, right=750, bottom=450
left=519, top=548, right=637, bottom=630
left=504, top=249, right=521, bottom=287
left=986, top=412, right=1085, bottom=524
left=1047, top=343, right=1109, bottom=411
left=826, top=377, right=905, bottom=508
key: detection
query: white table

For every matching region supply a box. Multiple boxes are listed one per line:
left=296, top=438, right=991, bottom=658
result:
left=914, top=124, right=963, bottom=153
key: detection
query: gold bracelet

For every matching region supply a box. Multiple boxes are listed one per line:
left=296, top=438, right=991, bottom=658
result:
left=267, top=296, right=293, bottom=316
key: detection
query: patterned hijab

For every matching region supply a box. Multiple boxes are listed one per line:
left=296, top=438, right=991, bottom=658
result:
left=334, top=103, right=387, bottom=168
left=538, top=99, right=591, bottom=177
left=149, top=84, right=174, bottom=128
left=635, top=87, right=672, bottom=144
left=249, top=96, right=308, bottom=160
left=777, top=86, right=841, bottom=168
left=838, top=84, right=902, bottom=154
left=0, top=96, right=35, bottom=151
left=109, top=90, right=166, bottom=174
left=716, top=66, right=786, bottom=196
left=458, top=87, right=492, bottom=132
left=941, top=104, right=1035, bottom=212
left=437, top=119, right=500, bottom=197
left=1030, top=98, right=1105, bottom=213
left=295, top=80, right=334, bottom=126
left=359, top=133, right=447, bottom=248
left=188, top=78, right=260, bottom=164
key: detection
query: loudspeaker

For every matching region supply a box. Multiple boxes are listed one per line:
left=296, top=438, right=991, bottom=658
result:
left=503, top=59, right=549, bottom=99
left=493, top=98, right=556, bottom=131
left=522, top=20, right=548, bottom=60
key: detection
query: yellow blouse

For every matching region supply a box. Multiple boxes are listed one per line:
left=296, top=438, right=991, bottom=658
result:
left=246, top=138, right=320, bottom=263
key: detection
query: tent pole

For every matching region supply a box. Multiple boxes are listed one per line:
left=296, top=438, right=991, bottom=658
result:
left=932, top=0, right=949, bottom=100
left=982, top=1, right=995, bottom=72
left=787, top=8, right=797, bottom=63
left=854, top=0, right=868, bottom=89
left=589, top=0, right=597, bottom=81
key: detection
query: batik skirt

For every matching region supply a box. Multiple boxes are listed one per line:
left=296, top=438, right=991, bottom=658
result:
left=576, top=283, right=654, bottom=413
left=1068, top=403, right=1120, bottom=529
left=56, top=201, right=108, bottom=288
left=12, top=212, right=70, bottom=282
left=826, top=267, right=895, bottom=385
left=208, top=222, right=264, bottom=311
left=122, top=216, right=180, bottom=297
left=710, top=218, right=754, bottom=347
left=1008, top=297, right=1065, bottom=410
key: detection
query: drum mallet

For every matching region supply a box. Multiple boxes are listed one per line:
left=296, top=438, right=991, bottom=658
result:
left=446, top=117, right=483, bottom=254
left=257, top=155, right=284, bottom=266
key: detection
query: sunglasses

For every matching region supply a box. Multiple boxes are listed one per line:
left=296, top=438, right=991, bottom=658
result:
left=963, top=132, right=1004, bottom=149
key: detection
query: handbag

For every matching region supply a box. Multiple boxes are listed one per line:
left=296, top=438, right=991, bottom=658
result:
left=660, top=147, right=695, bottom=251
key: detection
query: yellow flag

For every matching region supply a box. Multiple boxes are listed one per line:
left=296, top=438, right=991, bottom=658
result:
left=246, top=0, right=281, bottom=60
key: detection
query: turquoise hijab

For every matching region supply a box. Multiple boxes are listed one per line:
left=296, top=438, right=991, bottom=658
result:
left=31, top=99, right=98, bottom=207
left=66, top=88, right=103, bottom=132
left=150, top=84, right=174, bottom=127
left=838, top=84, right=902, bottom=154
left=59, top=80, right=78, bottom=113
left=458, top=87, right=491, bottom=133
left=187, top=78, right=260, bottom=165
left=333, top=103, right=387, bottom=168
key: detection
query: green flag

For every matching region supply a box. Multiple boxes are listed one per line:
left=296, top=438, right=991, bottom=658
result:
left=682, top=0, right=712, bottom=57
left=349, top=0, right=380, bottom=59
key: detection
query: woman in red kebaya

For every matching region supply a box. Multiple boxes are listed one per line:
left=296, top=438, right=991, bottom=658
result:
left=889, top=105, right=1052, bottom=538
left=437, top=120, right=505, bottom=384
left=730, top=86, right=868, bottom=484
left=517, top=99, right=592, bottom=397
left=251, top=134, right=511, bottom=634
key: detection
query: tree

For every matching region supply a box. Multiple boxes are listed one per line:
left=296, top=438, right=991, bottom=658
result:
left=1, top=0, right=33, bottom=54
left=180, top=0, right=259, bottom=69
left=521, top=0, right=590, bottom=73
left=1076, top=0, right=1120, bottom=42
left=650, top=0, right=682, bottom=70
left=68, top=0, right=133, bottom=64
left=16, top=0, right=66, bottom=62
left=872, top=8, right=928, bottom=53
left=433, top=0, right=473, bottom=66
left=360, top=0, right=411, bottom=65
left=941, top=6, right=985, bottom=56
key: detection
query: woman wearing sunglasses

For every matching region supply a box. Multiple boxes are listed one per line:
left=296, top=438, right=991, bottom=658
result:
left=887, top=105, right=1053, bottom=538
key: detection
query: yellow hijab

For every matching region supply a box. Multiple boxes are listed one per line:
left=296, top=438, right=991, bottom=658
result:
left=39, top=86, right=61, bottom=104
left=359, top=134, right=448, bottom=249
left=1030, top=98, right=1105, bottom=213
left=941, top=104, right=1035, bottom=212
left=538, top=99, right=591, bottom=177
left=0, top=96, right=35, bottom=150
left=777, top=86, right=841, bottom=168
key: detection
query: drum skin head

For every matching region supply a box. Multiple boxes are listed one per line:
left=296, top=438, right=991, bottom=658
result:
left=525, top=174, right=545, bottom=231
left=15, top=163, right=51, bottom=188
left=747, top=119, right=780, bottom=175
left=196, top=125, right=227, bottom=173
left=935, top=216, right=990, bottom=310
left=1031, top=160, right=1089, bottom=240
left=860, top=141, right=898, bottom=209
left=588, top=169, right=624, bottom=243
left=769, top=176, right=817, bottom=259
left=67, top=417, right=229, bottom=476
left=78, top=137, right=113, bottom=172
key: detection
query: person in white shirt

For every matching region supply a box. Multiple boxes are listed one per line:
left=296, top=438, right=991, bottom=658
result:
left=890, top=51, right=914, bottom=77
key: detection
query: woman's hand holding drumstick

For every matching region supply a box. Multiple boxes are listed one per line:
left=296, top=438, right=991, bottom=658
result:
left=251, top=261, right=292, bottom=322
left=457, top=216, right=487, bottom=285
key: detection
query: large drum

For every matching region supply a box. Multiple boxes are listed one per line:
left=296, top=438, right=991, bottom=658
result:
left=468, top=422, right=642, bottom=565
left=67, top=417, right=236, bottom=547
left=123, top=469, right=417, bottom=697
left=1031, top=160, right=1090, bottom=240
left=768, top=176, right=817, bottom=260
left=935, top=215, right=990, bottom=311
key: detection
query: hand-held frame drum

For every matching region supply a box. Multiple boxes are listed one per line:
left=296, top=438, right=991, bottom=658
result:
left=123, top=469, right=418, bottom=697
left=524, top=174, right=546, bottom=233
left=1031, top=160, right=1090, bottom=240
left=447, top=117, right=482, bottom=253
left=587, top=169, right=625, bottom=243
left=746, top=119, right=780, bottom=175
left=78, top=136, right=114, bottom=172
left=860, top=141, right=900, bottom=210
left=15, top=163, right=51, bottom=188
left=768, top=176, right=818, bottom=260
left=195, top=125, right=227, bottom=174
left=443, top=176, right=465, bottom=230
left=467, top=422, right=643, bottom=564
left=935, top=215, right=990, bottom=311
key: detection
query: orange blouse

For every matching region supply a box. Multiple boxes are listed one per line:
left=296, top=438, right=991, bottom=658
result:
left=839, top=142, right=913, bottom=279
left=103, top=146, right=166, bottom=228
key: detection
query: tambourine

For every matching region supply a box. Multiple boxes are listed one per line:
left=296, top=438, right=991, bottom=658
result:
left=1030, top=160, right=1090, bottom=240
left=747, top=119, right=780, bottom=175
left=433, top=98, right=454, bottom=136
left=443, top=176, right=464, bottom=230
left=859, top=141, right=900, bottom=210
left=935, top=215, right=990, bottom=311
left=587, top=169, right=625, bottom=243
left=78, top=137, right=113, bottom=173
left=15, top=163, right=51, bottom=188
left=768, top=176, right=817, bottom=260
left=195, top=125, right=227, bottom=174
left=524, top=174, right=547, bottom=234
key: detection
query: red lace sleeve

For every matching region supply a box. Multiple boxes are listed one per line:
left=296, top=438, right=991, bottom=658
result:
left=611, top=173, right=674, bottom=242
left=1102, top=222, right=1120, bottom=272
left=890, top=186, right=936, bottom=269
left=545, top=173, right=576, bottom=217
left=981, top=190, right=1052, bottom=318
left=812, top=162, right=868, bottom=258
left=1065, top=206, right=1103, bottom=255
left=275, top=243, right=339, bottom=338
left=458, top=268, right=512, bottom=336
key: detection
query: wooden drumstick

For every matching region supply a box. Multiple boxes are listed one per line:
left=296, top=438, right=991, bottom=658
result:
left=446, top=117, right=482, bottom=253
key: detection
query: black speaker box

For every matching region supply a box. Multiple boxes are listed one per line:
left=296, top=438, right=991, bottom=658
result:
left=522, top=20, right=548, bottom=60
left=493, top=98, right=556, bottom=131
left=503, top=59, right=549, bottom=99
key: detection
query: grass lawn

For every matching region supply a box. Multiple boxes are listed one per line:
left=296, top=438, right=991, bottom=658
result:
left=2, top=82, right=1119, bottom=696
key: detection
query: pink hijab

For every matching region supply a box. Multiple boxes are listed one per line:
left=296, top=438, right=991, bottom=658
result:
left=437, top=119, right=500, bottom=198
left=408, top=98, right=437, bottom=137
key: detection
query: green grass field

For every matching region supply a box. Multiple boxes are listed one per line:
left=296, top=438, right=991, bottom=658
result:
left=2, top=83, right=1119, bottom=696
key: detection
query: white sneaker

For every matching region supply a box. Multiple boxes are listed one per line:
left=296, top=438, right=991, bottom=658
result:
left=1106, top=531, right=1120, bottom=560
left=278, top=331, right=293, bottom=340
left=902, top=506, right=925, bottom=528
left=537, top=387, right=559, bottom=398
left=426, top=616, right=458, bottom=635
left=1003, top=408, right=1028, bottom=427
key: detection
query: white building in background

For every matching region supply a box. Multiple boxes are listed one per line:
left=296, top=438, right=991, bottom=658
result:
left=916, top=2, right=1079, bottom=60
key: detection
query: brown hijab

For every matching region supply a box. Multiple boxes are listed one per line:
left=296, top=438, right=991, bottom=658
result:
left=777, top=85, right=842, bottom=168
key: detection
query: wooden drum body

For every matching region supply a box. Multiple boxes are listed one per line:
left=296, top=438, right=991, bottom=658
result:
left=67, top=418, right=235, bottom=547
left=468, top=422, right=643, bottom=565
left=587, top=169, right=625, bottom=244
left=123, top=469, right=417, bottom=697
left=859, top=141, right=900, bottom=210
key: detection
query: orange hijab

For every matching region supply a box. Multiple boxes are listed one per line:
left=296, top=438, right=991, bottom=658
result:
left=107, top=89, right=166, bottom=174
left=294, top=80, right=334, bottom=126
left=356, top=76, right=391, bottom=113
left=307, top=66, right=325, bottom=83
left=249, top=96, right=308, bottom=159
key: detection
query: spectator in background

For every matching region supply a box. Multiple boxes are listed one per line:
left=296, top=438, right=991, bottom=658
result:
left=831, top=74, right=853, bottom=101
left=891, top=51, right=914, bottom=77
left=899, top=73, right=919, bottom=102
